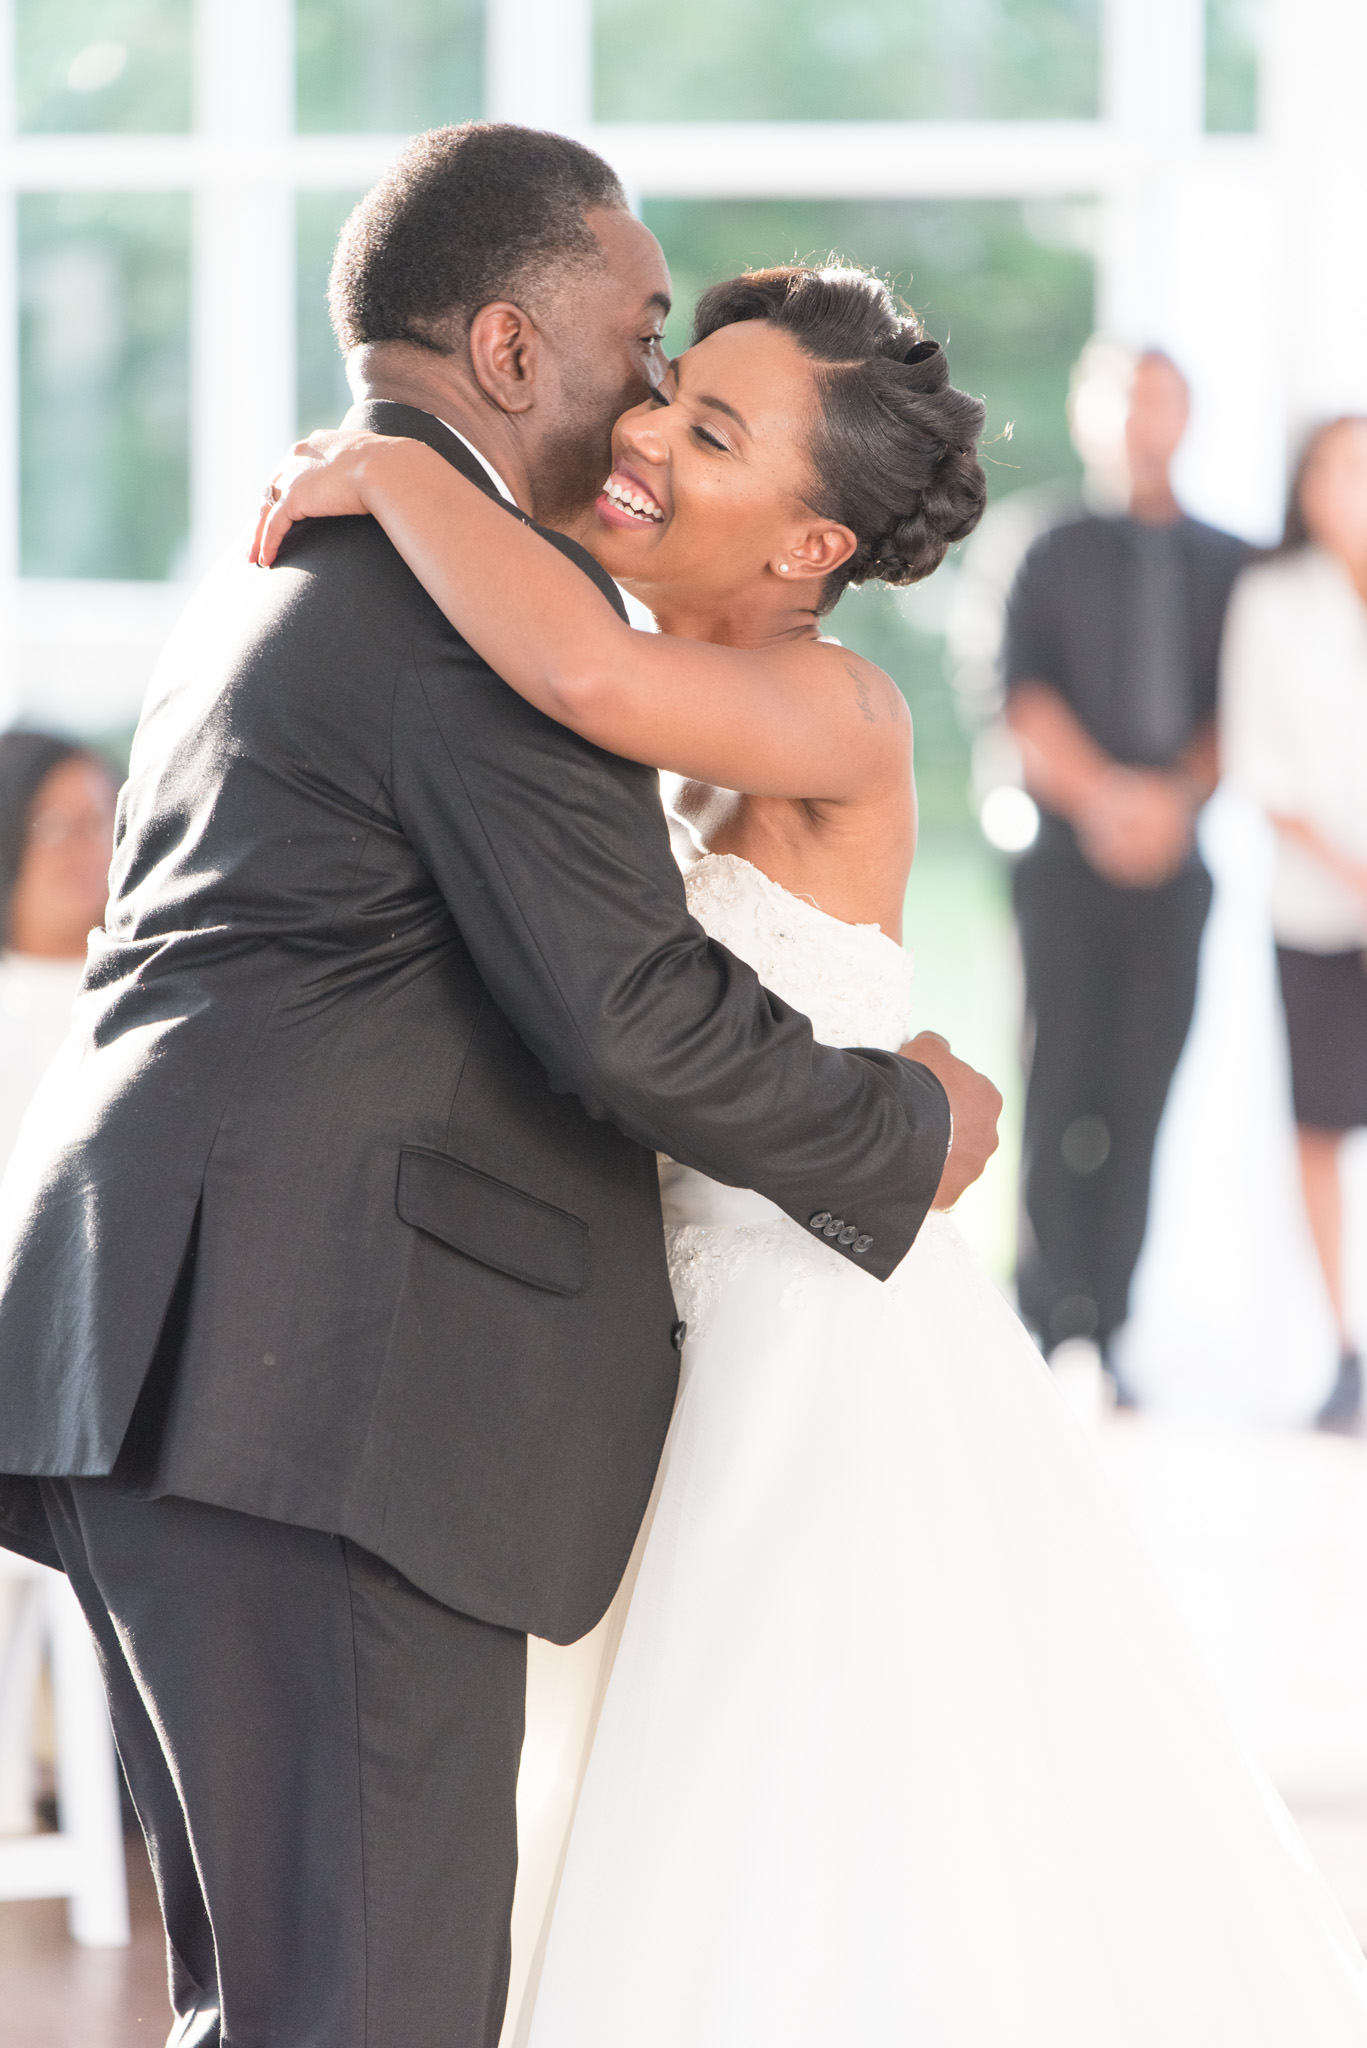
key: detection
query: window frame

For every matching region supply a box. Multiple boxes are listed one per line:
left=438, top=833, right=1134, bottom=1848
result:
left=0, top=0, right=1280, bottom=731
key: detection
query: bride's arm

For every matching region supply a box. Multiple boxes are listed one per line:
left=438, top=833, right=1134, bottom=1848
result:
left=253, top=432, right=910, bottom=800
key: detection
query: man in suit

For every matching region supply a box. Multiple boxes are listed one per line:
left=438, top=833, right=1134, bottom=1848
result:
left=1005, top=346, right=1248, bottom=1387
left=0, top=125, right=999, bottom=2046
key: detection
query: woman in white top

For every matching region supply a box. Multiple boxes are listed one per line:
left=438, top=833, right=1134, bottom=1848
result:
left=1222, top=417, right=1367, bottom=1430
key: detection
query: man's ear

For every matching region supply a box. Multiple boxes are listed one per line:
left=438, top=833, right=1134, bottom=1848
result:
left=467, top=301, right=542, bottom=417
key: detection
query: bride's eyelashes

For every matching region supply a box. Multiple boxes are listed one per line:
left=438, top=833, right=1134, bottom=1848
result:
left=638, top=373, right=731, bottom=450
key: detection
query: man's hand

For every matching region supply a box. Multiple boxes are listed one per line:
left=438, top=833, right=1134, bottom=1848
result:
left=901, top=1032, right=1003, bottom=1210
left=1076, top=768, right=1195, bottom=887
left=1008, top=684, right=1209, bottom=890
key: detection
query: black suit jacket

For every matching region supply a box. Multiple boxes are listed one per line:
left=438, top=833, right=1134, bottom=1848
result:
left=0, top=405, right=949, bottom=1639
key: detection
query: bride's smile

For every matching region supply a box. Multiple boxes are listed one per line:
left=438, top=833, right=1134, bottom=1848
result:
left=598, top=466, right=665, bottom=524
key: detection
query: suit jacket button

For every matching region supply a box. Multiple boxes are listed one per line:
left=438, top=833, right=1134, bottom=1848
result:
left=822, top=1217, right=844, bottom=1238
left=854, top=1234, right=874, bottom=1255
left=671, top=1319, right=687, bottom=1351
left=808, top=1211, right=831, bottom=1231
left=837, top=1224, right=858, bottom=1246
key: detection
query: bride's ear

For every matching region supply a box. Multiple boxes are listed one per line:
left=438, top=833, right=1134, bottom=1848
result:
left=773, top=520, right=857, bottom=585
left=468, top=301, right=542, bottom=417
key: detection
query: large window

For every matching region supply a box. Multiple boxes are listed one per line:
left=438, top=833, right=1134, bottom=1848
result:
left=1, top=0, right=1276, bottom=756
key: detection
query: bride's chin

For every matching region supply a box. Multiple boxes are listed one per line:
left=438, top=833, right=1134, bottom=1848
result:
left=589, top=527, right=668, bottom=579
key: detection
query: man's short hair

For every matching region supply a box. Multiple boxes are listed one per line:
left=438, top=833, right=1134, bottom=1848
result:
left=328, top=122, right=628, bottom=357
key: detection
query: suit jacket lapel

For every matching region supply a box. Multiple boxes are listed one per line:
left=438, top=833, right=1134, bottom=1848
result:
left=339, top=397, right=626, bottom=619
left=343, top=400, right=523, bottom=513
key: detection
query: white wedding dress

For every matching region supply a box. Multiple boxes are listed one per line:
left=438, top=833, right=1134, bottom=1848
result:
left=505, top=851, right=1367, bottom=2047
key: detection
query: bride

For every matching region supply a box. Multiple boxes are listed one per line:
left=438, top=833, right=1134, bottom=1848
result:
left=255, top=263, right=1367, bottom=2044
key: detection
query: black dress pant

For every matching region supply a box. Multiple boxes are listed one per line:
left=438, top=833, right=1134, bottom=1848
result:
left=40, top=1478, right=527, bottom=2048
left=1013, top=841, right=1212, bottom=1355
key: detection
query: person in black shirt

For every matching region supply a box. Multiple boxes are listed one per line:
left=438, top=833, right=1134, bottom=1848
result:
left=1004, top=349, right=1248, bottom=1382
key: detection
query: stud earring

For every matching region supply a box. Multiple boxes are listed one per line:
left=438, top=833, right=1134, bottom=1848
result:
left=778, top=562, right=790, bottom=573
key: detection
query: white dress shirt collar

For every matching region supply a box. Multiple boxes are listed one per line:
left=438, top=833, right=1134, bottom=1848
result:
left=434, top=418, right=518, bottom=506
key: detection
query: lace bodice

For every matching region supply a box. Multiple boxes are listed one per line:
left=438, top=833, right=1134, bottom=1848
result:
left=663, top=855, right=919, bottom=1332
left=682, top=853, right=914, bottom=1052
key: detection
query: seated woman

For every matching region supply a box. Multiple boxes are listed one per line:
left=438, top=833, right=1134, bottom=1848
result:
left=0, top=730, right=116, bottom=1831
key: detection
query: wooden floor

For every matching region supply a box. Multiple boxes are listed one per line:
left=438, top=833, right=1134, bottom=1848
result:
left=3, top=1779, right=1367, bottom=2045
left=0, top=1837, right=170, bottom=2048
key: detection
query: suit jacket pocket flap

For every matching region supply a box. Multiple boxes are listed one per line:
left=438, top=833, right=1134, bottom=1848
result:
left=397, top=1149, right=589, bottom=1296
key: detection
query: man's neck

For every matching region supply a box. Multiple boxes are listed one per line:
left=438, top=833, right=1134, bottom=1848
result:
left=347, top=345, right=535, bottom=512
left=1128, top=469, right=1183, bottom=526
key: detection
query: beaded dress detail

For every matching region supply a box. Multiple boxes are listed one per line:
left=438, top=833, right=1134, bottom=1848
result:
left=679, top=851, right=914, bottom=1050
left=659, top=854, right=919, bottom=1342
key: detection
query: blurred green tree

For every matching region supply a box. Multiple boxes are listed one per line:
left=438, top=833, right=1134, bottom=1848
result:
left=17, top=0, right=190, bottom=133
left=297, top=190, right=366, bottom=434
left=595, top=0, right=1099, bottom=121
left=1205, top=0, right=1262, bottom=133
left=295, top=0, right=482, bottom=131
left=20, top=194, right=190, bottom=579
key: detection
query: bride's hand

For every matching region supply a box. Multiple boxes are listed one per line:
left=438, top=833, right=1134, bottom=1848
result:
left=250, top=429, right=390, bottom=567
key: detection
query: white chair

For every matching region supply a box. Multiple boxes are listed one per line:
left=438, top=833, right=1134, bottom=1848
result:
left=0, top=1551, right=130, bottom=1945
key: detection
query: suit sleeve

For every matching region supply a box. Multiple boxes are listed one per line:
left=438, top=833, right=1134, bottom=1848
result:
left=388, top=581, right=949, bottom=1282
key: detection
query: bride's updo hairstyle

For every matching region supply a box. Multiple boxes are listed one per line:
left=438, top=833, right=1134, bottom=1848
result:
left=691, top=264, right=987, bottom=613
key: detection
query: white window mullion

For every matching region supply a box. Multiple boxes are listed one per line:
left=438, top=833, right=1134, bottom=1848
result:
left=190, top=0, right=296, bottom=573
left=1265, top=0, right=1367, bottom=428
left=484, top=0, right=593, bottom=130
left=586, top=120, right=1120, bottom=201
left=0, top=0, right=18, bottom=727
left=1096, top=0, right=1205, bottom=341
left=1098, top=0, right=1288, bottom=537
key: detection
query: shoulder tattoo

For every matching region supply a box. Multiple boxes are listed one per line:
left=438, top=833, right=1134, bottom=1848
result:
left=845, top=659, right=905, bottom=726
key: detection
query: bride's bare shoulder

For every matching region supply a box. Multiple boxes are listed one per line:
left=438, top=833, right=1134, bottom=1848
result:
left=800, top=638, right=912, bottom=748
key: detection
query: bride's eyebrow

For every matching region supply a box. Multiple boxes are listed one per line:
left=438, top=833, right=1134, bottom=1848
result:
left=696, top=394, right=751, bottom=437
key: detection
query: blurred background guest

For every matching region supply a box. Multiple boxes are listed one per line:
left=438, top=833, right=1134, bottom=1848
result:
left=1003, top=346, right=1248, bottom=1388
left=0, top=731, right=115, bottom=1834
left=1222, top=418, right=1367, bottom=1432
left=0, top=732, right=117, bottom=1166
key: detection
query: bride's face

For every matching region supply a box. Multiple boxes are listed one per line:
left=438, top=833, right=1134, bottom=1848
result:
left=586, top=321, right=856, bottom=613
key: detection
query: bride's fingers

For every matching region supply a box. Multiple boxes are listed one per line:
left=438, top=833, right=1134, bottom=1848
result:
left=256, top=497, right=299, bottom=569
left=251, top=496, right=282, bottom=566
left=248, top=498, right=271, bottom=565
left=253, top=455, right=321, bottom=565
left=251, top=437, right=373, bottom=565
left=248, top=466, right=295, bottom=564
